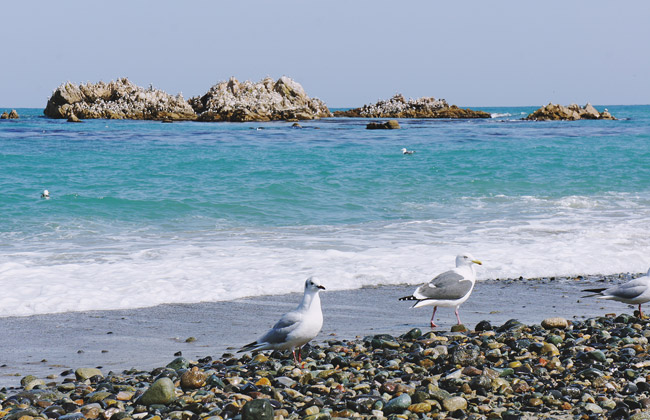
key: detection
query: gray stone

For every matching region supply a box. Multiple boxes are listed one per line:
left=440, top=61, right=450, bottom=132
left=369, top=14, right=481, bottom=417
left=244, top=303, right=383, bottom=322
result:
left=20, top=375, right=38, bottom=387
left=166, top=357, right=190, bottom=370
left=383, top=393, right=411, bottom=414
left=443, top=396, right=468, bottom=412
left=452, top=344, right=480, bottom=366
left=86, top=390, right=113, bottom=403
left=241, top=399, right=273, bottom=420
left=139, top=377, right=176, bottom=406
left=585, top=403, right=603, bottom=414
left=58, top=414, right=85, bottom=420
left=75, top=367, right=103, bottom=380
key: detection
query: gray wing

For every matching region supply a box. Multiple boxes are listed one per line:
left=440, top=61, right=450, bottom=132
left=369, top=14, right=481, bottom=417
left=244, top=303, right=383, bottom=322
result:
left=414, top=270, right=473, bottom=300
left=605, top=278, right=649, bottom=300
left=258, top=310, right=302, bottom=344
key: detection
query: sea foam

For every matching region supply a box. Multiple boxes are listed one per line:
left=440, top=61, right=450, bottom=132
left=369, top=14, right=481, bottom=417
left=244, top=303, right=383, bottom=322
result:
left=2, top=191, right=650, bottom=317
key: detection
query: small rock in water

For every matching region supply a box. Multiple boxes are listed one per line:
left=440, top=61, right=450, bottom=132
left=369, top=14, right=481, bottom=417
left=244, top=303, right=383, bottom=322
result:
left=366, top=120, right=401, bottom=129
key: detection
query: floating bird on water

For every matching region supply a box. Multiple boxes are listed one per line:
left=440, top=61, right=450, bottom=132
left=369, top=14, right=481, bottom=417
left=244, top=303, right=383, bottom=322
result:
left=401, top=148, right=415, bottom=155
left=399, top=253, right=482, bottom=328
left=583, top=268, right=650, bottom=318
left=41, top=189, right=50, bottom=199
left=239, top=277, right=325, bottom=363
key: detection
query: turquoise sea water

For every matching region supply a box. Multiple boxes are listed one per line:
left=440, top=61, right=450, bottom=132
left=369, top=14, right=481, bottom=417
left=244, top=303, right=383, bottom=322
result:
left=1, top=106, right=649, bottom=316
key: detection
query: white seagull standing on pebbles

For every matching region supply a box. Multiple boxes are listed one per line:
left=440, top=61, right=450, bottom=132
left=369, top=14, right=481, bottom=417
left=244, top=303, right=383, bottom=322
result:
left=401, top=148, right=415, bottom=155
left=583, top=268, right=650, bottom=318
left=400, top=253, right=482, bottom=328
left=239, top=277, right=325, bottom=363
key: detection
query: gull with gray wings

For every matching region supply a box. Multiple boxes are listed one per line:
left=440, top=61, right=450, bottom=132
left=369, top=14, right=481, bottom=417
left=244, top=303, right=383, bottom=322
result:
left=400, top=253, right=482, bottom=328
left=239, top=277, right=325, bottom=363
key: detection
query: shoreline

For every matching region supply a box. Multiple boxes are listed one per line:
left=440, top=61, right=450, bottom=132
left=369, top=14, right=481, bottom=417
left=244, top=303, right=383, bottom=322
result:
left=0, top=276, right=633, bottom=390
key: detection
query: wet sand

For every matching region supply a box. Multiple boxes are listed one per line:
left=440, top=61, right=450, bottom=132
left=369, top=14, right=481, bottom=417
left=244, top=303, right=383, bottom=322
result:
left=0, top=276, right=632, bottom=389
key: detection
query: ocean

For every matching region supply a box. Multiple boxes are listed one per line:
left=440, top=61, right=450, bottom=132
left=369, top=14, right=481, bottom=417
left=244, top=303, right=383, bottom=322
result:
left=1, top=106, right=649, bottom=318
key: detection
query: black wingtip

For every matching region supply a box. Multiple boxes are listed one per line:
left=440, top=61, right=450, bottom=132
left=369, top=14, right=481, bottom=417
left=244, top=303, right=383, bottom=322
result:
left=238, top=341, right=258, bottom=352
left=399, top=295, right=417, bottom=301
left=582, top=288, right=607, bottom=293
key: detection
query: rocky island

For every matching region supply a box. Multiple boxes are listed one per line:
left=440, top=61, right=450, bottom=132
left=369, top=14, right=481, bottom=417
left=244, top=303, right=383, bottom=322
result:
left=43, top=77, right=331, bottom=122
left=43, top=78, right=197, bottom=121
left=0, top=109, right=19, bottom=119
left=525, top=103, right=616, bottom=121
left=333, top=94, right=491, bottom=119
left=189, top=76, right=332, bottom=122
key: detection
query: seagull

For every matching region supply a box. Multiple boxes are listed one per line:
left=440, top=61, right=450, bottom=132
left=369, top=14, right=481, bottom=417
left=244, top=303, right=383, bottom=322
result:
left=399, top=253, right=482, bottom=328
left=583, top=268, right=650, bottom=318
left=239, top=277, right=325, bottom=363
left=41, top=189, right=50, bottom=199
left=401, top=148, right=415, bottom=155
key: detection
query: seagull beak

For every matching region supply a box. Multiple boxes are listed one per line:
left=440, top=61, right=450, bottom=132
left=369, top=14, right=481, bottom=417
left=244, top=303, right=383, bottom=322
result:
left=318, top=285, right=326, bottom=290
left=472, top=260, right=483, bottom=265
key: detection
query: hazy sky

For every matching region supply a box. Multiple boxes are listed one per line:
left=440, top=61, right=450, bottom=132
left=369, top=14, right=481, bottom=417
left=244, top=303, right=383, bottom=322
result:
left=1, top=1, right=649, bottom=108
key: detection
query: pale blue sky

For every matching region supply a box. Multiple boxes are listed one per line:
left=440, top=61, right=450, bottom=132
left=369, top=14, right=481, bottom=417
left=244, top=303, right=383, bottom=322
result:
left=1, top=0, right=649, bottom=108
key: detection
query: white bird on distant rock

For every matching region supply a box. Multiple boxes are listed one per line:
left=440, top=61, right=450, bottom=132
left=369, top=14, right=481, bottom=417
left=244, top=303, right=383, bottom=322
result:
left=41, top=189, right=50, bottom=199
left=399, top=253, right=482, bottom=328
left=239, top=277, right=325, bottom=363
left=583, top=267, right=650, bottom=318
left=401, top=148, right=415, bottom=155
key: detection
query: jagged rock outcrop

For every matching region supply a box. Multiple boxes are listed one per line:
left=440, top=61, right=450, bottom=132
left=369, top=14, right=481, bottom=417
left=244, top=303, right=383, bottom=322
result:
left=366, top=120, right=400, bottom=129
left=525, top=103, right=616, bottom=121
left=1, top=109, right=19, bottom=119
left=333, top=94, right=491, bottom=119
left=189, top=76, right=332, bottom=122
left=43, top=78, right=197, bottom=120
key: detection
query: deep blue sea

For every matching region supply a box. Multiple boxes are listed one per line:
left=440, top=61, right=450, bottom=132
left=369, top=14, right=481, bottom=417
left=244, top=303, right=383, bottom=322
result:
left=1, top=106, right=649, bottom=316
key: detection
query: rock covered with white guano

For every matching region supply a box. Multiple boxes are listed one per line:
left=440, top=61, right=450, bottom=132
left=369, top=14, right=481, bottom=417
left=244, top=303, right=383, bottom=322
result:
left=334, top=94, right=491, bottom=118
left=525, top=102, right=616, bottom=121
left=188, top=76, right=332, bottom=122
left=43, top=78, right=197, bottom=121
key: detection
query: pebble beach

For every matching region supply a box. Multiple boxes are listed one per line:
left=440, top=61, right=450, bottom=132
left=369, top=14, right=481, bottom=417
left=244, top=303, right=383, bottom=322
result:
left=3, top=275, right=650, bottom=419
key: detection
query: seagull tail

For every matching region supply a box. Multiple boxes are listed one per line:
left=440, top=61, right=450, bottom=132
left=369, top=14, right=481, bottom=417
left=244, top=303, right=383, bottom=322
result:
left=581, top=287, right=606, bottom=298
left=238, top=341, right=264, bottom=353
left=399, top=295, right=417, bottom=301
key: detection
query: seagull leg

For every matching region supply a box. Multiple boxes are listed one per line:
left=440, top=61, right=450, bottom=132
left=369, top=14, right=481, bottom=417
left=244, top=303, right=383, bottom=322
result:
left=292, top=349, right=298, bottom=364
left=455, top=307, right=462, bottom=325
left=639, top=304, right=646, bottom=319
left=430, top=306, right=438, bottom=328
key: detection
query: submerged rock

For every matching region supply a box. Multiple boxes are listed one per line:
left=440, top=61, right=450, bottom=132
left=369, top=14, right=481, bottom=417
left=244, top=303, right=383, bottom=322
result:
left=525, top=102, right=616, bottom=120
left=189, top=76, right=332, bottom=122
left=366, top=120, right=400, bottom=129
left=44, top=78, right=197, bottom=121
left=335, top=94, right=490, bottom=118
